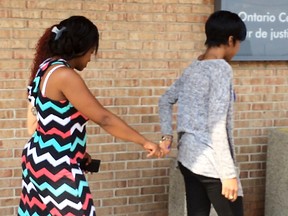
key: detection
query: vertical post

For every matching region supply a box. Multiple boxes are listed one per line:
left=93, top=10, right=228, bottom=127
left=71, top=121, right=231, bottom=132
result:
left=265, top=128, right=288, bottom=215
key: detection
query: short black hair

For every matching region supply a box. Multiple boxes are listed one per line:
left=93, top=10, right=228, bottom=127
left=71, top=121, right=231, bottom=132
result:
left=205, top=10, right=246, bottom=47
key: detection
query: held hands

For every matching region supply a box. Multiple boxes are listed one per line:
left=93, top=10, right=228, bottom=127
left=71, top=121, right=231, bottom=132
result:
left=143, top=141, right=165, bottom=158
left=144, top=135, right=173, bottom=158
left=222, top=178, right=238, bottom=202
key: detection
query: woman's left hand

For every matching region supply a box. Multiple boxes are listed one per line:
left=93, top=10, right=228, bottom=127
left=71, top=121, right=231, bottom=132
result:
left=159, top=140, right=172, bottom=155
left=83, top=152, right=92, bottom=173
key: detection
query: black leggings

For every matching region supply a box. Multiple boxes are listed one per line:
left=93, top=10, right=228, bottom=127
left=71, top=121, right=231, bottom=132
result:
left=178, top=162, right=243, bottom=216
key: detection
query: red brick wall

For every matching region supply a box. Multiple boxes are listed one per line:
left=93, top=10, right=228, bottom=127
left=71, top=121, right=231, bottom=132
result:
left=1, top=0, right=285, bottom=215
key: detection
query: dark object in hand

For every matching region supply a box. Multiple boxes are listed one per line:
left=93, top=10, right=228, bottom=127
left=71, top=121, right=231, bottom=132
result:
left=80, top=158, right=101, bottom=173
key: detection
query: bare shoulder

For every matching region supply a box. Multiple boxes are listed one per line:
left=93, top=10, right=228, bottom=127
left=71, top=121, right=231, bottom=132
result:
left=51, top=66, right=85, bottom=88
left=54, top=66, right=81, bottom=80
left=42, top=65, right=87, bottom=101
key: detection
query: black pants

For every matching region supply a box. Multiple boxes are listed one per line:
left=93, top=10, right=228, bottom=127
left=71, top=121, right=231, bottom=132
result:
left=178, top=162, right=243, bottom=216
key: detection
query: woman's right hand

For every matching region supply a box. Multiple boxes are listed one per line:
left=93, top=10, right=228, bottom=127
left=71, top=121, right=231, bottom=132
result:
left=143, top=141, right=164, bottom=158
left=222, top=178, right=238, bottom=202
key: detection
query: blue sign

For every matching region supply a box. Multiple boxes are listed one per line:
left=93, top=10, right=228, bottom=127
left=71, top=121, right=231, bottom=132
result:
left=215, top=0, right=288, bottom=61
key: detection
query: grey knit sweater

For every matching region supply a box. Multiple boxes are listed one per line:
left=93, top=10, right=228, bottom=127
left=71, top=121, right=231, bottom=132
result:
left=159, top=59, right=243, bottom=196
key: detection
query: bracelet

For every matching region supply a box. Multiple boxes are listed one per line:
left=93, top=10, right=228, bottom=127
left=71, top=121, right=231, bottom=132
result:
left=161, top=135, right=173, bottom=142
left=31, top=106, right=37, bottom=116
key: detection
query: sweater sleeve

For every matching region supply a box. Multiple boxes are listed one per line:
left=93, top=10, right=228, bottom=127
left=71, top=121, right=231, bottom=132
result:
left=158, top=75, right=184, bottom=135
left=208, top=63, right=236, bottom=180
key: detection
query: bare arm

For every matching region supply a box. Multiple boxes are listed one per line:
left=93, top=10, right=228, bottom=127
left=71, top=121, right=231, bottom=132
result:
left=56, top=68, right=160, bottom=156
left=26, top=102, right=38, bottom=135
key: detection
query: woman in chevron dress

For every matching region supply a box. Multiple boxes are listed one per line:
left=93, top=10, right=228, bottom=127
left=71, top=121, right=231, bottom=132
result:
left=18, top=16, right=163, bottom=216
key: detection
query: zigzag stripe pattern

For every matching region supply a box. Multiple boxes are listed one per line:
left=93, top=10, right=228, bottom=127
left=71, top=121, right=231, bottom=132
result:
left=21, top=194, right=46, bottom=210
left=71, top=167, right=84, bottom=179
left=30, top=177, right=89, bottom=197
left=18, top=208, right=41, bottom=216
left=26, top=161, right=74, bottom=183
left=37, top=121, right=86, bottom=139
left=32, top=134, right=86, bottom=152
left=38, top=113, right=71, bottom=126
left=25, top=144, right=71, bottom=166
left=18, top=59, right=95, bottom=216
left=21, top=180, right=37, bottom=194
left=36, top=97, right=72, bottom=114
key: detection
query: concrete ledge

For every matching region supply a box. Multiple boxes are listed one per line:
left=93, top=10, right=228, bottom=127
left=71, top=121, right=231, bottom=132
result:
left=265, top=128, right=288, bottom=216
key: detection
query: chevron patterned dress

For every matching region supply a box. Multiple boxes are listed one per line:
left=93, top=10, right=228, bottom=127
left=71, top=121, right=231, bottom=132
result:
left=18, top=59, right=96, bottom=216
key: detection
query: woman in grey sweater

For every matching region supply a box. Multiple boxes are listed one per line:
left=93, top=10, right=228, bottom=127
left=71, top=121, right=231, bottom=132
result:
left=158, top=11, right=247, bottom=216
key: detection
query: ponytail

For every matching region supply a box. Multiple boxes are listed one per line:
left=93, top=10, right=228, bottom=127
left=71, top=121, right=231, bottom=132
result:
left=29, top=27, right=53, bottom=86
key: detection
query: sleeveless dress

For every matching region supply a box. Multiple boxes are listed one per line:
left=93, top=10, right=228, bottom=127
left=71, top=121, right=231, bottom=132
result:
left=18, top=58, right=96, bottom=216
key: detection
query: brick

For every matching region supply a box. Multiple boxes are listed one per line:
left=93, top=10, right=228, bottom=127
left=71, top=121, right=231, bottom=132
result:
left=177, top=14, right=207, bottom=23
left=240, top=146, right=262, bottom=154
left=83, top=2, right=110, bottom=11
left=153, top=14, right=177, bottom=22
left=128, top=178, right=152, bottom=187
left=139, top=201, right=167, bottom=211
left=86, top=171, right=114, bottom=181
left=276, top=69, right=288, bottom=76
left=1, top=139, right=29, bottom=148
left=94, top=207, right=113, bottom=216
left=140, top=97, right=159, bottom=105
left=166, top=5, right=192, bottom=13
left=153, top=177, right=169, bottom=186
left=249, top=170, right=265, bottom=178
left=240, top=162, right=262, bottom=170
left=115, top=188, right=139, bottom=196
left=252, top=103, right=273, bottom=110
left=0, top=2, right=284, bottom=215
left=0, top=207, right=14, bottom=215
left=100, top=162, right=126, bottom=171
left=113, top=204, right=139, bottom=214
left=11, top=10, right=41, bottom=19
left=141, top=186, right=165, bottom=194
left=118, top=115, right=141, bottom=124
left=102, top=197, right=127, bottom=206
left=129, top=195, right=153, bottom=204
left=264, top=77, right=286, bottom=85
left=0, top=110, right=14, bottom=119
left=0, top=130, right=14, bottom=139
left=192, top=5, right=213, bottom=14
left=115, top=152, right=141, bottom=161
left=153, top=0, right=178, bottom=3
left=142, top=169, right=166, bottom=177
left=251, top=137, right=268, bottom=145
left=126, top=0, right=152, bottom=4
left=140, top=4, right=165, bottom=13
left=0, top=149, right=13, bottom=158
left=127, top=161, right=152, bottom=169
left=154, top=194, right=169, bottom=202
left=100, top=180, right=127, bottom=190
left=0, top=19, right=27, bottom=28
left=0, top=170, right=13, bottom=178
